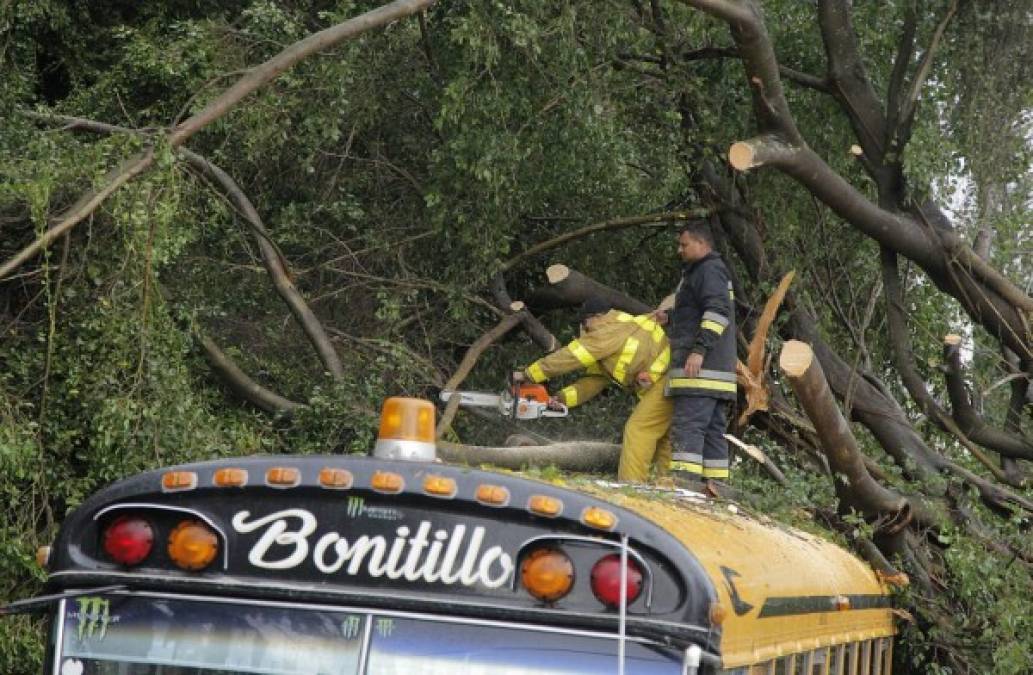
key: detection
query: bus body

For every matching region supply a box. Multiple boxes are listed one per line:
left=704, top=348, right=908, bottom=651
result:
left=25, top=398, right=896, bottom=674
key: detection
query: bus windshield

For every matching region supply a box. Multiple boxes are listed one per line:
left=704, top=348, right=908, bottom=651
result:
left=57, top=595, right=682, bottom=675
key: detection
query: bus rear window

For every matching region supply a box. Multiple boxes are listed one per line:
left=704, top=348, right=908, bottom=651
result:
left=57, top=595, right=682, bottom=675
left=59, top=595, right=364, bottom=674
left=365, top=616, right=681, bottom=674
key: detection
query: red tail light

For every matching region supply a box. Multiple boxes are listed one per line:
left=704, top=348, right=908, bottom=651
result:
left=102, top=515, right=154, bottom=566
left=590, top=553, right=643, bottom=607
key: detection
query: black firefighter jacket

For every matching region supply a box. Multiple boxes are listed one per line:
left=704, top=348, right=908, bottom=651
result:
left=666, top=251, right=737, bottom=400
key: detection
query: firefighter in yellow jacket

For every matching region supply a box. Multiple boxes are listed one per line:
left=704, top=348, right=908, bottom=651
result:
left=522, top=297, right=672, bottom=482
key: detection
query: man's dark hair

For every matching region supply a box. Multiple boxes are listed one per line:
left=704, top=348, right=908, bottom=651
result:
left=678, top=220, right=714, bottom=247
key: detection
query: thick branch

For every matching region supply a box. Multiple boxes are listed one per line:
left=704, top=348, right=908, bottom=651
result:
left=943, top=336, right=1033, bottom=460
left=490, top=273, right=560, bottom=352
left=677, top=0, right=800, bottom=139
left=545, top=264, right=652, bottom=315
left=882, top=249, right=1019, bottom=484
left=437, top=311, right=527, bottom=438
left=816, top=0, right=889, bottom=157
left=438, top=440, right=619, bottom=472
left=780, top=340, right=909, bottom=519
left=198, top=333, right=303, bottom=414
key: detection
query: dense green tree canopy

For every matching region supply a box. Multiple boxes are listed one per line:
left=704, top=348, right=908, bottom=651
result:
left=1, top=1, right=1030, bottom=672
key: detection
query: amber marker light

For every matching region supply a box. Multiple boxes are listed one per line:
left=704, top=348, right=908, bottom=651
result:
left=213, top=468, right=247, bottom=488
left=834, top=595, right=851, bottom=611
left=320, top=468, right=353, bottom=489
left=423, top=475, right=457, bottom=498
left=528, top=495, right=563, bottom=517
left=168, top=520, right=219, bottom=571
left=476, top=484, right=510, bottom=507
left=709, top=602, right=728, bottom=625
left=266, top=467, right=300, bottom=488
left=581, top=506, right=617, bottom=531
left=162, top=471, right=197, bottom=492
left=371, top=470, right=405, bottom=494
left=521, top=548, right=575, bottom=602
left=36, top=546, right=51, bottom=568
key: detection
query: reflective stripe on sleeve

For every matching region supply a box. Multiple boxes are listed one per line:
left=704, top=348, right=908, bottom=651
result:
left=568, top=340, right=597, bottom=367
left=700, top=320, right=726, bottom=335
left=701, top=311, right=729, bottom=327
left=527, top=362, right=546, bottom=383
left=559, top=386, right=578, bottom=407
left=613, top=337, right=640, bottom=384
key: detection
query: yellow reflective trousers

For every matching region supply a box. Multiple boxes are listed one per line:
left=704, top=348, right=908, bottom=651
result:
left=617, top=379, right=674, bottom=483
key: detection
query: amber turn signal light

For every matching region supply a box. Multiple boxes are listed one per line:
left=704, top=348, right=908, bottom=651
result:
left=213, top=468, right=247, bottom=488
left=162, top=471, right=197, bottom=492
left=168, top=520, right=219, bottom=571
left=423, top=475, right=457, bottom=498
left=371, top=470, right=404, bottom=493
left=528, top=495, right=563, bottom=517
left=476, top=484, right=510, bottom=507
left=319, top=467, right=353, bottom=489
left=521, top=547, right=574, bottom=603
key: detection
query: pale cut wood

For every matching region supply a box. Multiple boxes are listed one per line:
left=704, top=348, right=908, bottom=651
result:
left=728, top=142, right=758, bottom=171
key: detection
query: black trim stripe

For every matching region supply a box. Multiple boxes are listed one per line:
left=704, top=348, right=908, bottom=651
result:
left=757, top=594, right=891, bottom=618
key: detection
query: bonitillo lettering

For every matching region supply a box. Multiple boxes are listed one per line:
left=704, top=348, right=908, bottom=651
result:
left=231, top=509, right=514, bottom=588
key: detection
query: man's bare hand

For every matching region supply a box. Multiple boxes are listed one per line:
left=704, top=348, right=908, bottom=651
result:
left=684, top=352, right=703, bottom=378
left=635, top=371, right=653, bottom=389
left=649, top=309, right=669, bottom=326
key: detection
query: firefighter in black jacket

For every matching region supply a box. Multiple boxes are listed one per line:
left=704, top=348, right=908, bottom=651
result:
left=665, top=221, right=737, bottom=483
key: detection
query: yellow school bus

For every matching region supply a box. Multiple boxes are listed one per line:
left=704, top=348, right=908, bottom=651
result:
left=7, top=397, right=895, bottom=674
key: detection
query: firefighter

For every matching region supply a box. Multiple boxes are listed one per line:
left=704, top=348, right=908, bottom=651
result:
left=665, top=221, right=737, bottom=486
left=522, top=297, right=672, bottom=483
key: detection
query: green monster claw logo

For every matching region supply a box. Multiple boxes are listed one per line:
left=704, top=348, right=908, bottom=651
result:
left=76, top=596, right=111, bottom=641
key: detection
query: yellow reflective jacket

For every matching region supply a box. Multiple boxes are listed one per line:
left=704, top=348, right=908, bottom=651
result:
left=523, top=310, right=671, bottom=408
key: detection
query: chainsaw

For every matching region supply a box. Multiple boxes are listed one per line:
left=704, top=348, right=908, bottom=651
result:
left=439, top=372, right=569, bottom=421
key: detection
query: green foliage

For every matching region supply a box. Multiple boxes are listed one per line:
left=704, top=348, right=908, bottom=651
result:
left=0, top=0, right=1030, bottom=671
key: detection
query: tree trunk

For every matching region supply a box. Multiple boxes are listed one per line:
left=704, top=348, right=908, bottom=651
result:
left=437, top=440, right=619, bottom=472
left=545, top=264, right=653, bottom=314
left=779, top=340, right=909, bottom=519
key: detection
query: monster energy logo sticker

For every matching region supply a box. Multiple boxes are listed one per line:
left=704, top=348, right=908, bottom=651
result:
left=340, top=615, right=362, bottom=640
left=346, top=497, right=403, bottom=521
left=73, top=596, right=117, bottom=641
left=347, top=497, right=365, bottom=518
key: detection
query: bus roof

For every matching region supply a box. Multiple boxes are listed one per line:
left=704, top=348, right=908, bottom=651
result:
left=587, top=486, right=896, bottom=667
